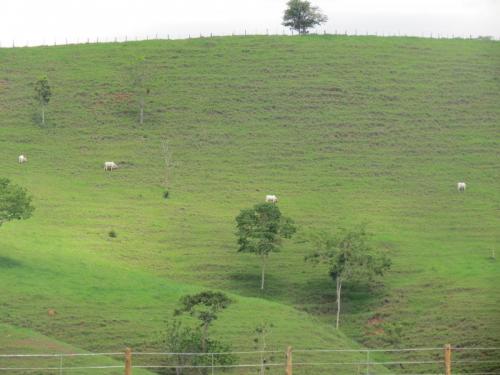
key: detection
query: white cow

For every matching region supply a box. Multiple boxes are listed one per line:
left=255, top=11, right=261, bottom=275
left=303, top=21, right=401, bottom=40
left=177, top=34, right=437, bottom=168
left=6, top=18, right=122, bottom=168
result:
left=104, top=161, right=118, bottom=171
left=265, top=194, right=278, bottom=203
left=457, top=182, right=466, bottom=192
left=18, top=155, right=28, bottom=163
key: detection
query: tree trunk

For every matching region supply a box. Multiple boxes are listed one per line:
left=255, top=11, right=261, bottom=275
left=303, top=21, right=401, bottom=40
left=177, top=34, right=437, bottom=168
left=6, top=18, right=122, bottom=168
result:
left=41, top=106, right=45, bottom=125
left=261, top=255, right=267, bottom=290
left=336, top=276, right=342, bottom=329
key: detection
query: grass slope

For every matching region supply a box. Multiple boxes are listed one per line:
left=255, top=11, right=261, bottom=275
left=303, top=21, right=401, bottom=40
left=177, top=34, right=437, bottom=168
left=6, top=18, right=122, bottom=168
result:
left=0, top=35, right=499, bottom=373
left=0, top=323, right=154, bottom=374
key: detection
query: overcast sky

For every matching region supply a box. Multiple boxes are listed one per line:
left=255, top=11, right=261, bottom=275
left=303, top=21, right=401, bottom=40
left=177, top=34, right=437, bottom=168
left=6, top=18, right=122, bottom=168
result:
left=1, top=0, right=499, bottom=47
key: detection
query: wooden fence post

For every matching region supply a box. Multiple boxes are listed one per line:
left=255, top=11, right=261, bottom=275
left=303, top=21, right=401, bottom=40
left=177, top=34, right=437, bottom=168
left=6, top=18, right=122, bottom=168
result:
left=125, top=347, right=132, bottom=375
left=444, top=344, right=452, bottom=375
left=286, top=346, right=292, bottom=375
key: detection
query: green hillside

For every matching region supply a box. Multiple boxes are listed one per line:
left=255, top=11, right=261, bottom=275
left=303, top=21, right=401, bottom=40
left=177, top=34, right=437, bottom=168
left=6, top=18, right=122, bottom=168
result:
left=0, top=35, right=499, bottom=374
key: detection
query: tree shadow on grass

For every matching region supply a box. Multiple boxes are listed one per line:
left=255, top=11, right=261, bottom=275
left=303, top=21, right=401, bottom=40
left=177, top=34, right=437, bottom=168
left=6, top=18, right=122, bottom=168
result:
left=0, top=256, right=22, bottom=268
left=228, top=270, right=293, bottom=300
left=228, top=268, right=386, bottom=315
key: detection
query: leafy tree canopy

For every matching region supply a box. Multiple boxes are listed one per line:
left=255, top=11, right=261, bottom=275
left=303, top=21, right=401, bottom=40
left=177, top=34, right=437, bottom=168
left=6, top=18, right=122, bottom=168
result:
left=176, top=291, right=232, bottom=328
left=307, top=225, right=391, bottom=283
left=282, top=0, right=328, bottom=34
left=236, top=202, right=296, bottom=256
left=0, top=178, right=34, bottom=227
left=34, top=76, right=51, bottom=105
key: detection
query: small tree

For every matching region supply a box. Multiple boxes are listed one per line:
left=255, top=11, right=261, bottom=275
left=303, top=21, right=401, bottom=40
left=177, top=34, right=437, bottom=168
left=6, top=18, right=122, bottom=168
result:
left=0, top=178, right=34, bottom=227
left=133, top=56, right=150, bottom=125
left=306, top=226, right=391, bottom=329
left=175, top=291, right=232, bottom=354
left=253, top=322, right=274, bottom=375
left=235, top=203, right=296, bottom=290
left=158, top=320, right=199, bottom=375
left=158, top=320, right=235, bottom=375
left=282, top=0, right=328, bottom=35
left=34, top=76, right=52, bottom=125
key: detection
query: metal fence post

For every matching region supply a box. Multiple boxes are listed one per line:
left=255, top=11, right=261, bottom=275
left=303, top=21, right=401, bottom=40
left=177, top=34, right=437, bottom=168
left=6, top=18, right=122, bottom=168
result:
left=366, top=350, right=370, bottom=375
left=211, top=353, right=215, bottom=375
left=59, top=354, right=63, bottom=375
left=444, top=344, right=452, bottom=375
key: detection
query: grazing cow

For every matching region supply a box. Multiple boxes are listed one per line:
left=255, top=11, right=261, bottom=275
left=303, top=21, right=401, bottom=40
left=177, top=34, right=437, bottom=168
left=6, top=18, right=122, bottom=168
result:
left=18, top=155, right=28, bottom=163
left=265, top=194, right=278, bottom=203
left=104, top=161, right=118, bottom=171
left=457, top=182, right=466, bottom=192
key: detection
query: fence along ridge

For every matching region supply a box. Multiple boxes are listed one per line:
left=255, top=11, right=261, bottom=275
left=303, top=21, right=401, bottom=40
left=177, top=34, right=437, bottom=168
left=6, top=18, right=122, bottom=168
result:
left=2, top=30, right=499, bottom=48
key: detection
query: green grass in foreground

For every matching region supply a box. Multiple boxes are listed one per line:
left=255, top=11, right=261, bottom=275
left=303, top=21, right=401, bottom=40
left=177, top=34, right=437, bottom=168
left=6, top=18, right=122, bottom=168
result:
left=0, top=35, right=499, bottom=373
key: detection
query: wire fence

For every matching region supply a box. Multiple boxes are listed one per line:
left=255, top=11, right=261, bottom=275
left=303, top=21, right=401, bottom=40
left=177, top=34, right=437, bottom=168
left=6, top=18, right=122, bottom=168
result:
left=0, top=346, right=499, bottom=374
left=1, top=29, right=499, bottom=48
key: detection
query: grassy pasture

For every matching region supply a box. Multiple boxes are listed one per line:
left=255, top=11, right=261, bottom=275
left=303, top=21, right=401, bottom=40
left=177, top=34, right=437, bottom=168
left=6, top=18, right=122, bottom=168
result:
left=0, top=35, right=499, bottom=373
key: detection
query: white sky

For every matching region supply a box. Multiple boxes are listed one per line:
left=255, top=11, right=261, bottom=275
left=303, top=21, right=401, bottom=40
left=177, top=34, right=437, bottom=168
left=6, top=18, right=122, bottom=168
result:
left=1, top=0, right=499, bottom=47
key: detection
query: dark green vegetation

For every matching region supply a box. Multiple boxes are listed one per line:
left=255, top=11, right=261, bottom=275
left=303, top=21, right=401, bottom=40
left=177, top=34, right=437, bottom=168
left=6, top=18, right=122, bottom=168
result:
left=33, top=76, right=51, bottom=125
left=0, top=35, right=499, bottom=373
left=0, top=178, right=34, bottom=226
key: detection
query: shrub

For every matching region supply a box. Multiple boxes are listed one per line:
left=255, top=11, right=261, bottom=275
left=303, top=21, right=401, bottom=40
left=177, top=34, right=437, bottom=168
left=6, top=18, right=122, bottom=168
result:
left=163, top=190, right=169, bottom=199
left=108, top=230, right=117, bottom=238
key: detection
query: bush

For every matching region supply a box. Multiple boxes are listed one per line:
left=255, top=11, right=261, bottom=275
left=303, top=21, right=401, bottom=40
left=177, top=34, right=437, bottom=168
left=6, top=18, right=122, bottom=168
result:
left=156, top=320, right=236, bottom=374
left=163, top=190, right=169, bottom=199
left=108, top=230, right=117, bottom=238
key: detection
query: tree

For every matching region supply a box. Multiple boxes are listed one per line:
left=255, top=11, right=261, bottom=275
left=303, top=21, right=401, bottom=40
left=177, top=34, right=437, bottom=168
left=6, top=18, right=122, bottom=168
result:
left=0, top=178, right=34, bottom=227
left=306, top=226, right=391, bottom=329
left=282, top=0, right=328, bottom=35
left=133, top=56, right=150, bottom=125
left=253, top=322, right=274, bottom=375
left=235, top=203, right=296, bottom=290
left=157, top=320, right=235, bottom=375
left=157, top=320, right=234, bottom=375
left=34, top=76, right=52, bottom=125
left=175, top=291, right=232, bottom=354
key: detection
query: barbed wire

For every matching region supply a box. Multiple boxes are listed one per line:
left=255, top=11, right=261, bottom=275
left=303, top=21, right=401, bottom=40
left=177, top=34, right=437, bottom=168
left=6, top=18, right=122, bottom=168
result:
left=0, top=352, right=122, bottom=358
left=4, top=346, right=499, bottom=358
left=293, top=347, right=444, bottom=353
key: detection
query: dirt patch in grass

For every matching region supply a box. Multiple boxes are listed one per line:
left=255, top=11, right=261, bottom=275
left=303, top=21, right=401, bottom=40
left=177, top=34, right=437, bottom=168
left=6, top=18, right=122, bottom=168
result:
left=367, top=316, right=384, bottom=325
left=112, top=92, right=132, bottom=103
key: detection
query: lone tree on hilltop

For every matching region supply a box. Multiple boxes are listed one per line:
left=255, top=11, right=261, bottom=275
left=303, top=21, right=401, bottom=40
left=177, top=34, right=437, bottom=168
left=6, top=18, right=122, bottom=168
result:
left=235, top=203, right=296, bottom=290
left=306, top=225, right=391, bottom=329
left=0, top=178, right=34, bottom=228
left=282, top=0, right=328, bottom=35
left=34, top=76, right=52, bottom=125
left=175, top=291, right=232, bottom=354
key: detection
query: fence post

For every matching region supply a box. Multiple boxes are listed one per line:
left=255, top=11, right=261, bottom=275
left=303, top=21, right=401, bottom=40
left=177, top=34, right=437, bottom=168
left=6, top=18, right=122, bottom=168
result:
left=444, top=344, right=452, bottom=375
left=125, top=347, right=132, bottom=375
left=286, top=346, right=292, bottom=375
left=366, top=350, right=370, bottom=375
